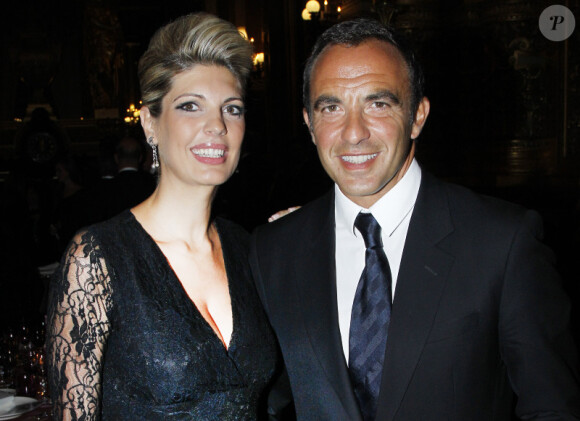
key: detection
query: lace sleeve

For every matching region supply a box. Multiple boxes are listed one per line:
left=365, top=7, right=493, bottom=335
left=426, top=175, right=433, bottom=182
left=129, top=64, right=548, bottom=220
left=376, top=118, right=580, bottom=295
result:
left=46, top=230, right=113, bottom=420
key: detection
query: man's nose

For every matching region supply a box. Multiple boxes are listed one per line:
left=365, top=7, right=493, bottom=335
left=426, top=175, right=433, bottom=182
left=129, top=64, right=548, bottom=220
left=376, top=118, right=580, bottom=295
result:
left=342, top=111, right=370, bottom=144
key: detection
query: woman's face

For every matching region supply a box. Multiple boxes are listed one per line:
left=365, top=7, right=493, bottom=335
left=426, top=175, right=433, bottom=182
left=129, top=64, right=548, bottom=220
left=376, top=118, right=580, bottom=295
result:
left=144, top=65, right=245, bottom=189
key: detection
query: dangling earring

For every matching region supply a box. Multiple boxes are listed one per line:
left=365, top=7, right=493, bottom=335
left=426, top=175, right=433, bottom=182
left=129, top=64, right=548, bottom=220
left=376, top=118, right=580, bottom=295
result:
left=148, top=136, right=159, bottom=170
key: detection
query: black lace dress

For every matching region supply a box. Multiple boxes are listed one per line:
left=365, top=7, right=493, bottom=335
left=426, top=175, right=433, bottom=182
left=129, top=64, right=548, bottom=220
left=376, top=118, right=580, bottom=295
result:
left=46, top=210, right=278, bottom=420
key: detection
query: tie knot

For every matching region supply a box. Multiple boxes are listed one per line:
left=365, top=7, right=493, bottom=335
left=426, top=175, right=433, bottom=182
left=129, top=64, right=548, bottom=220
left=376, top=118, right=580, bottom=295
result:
left=354, top=212, right=383, bottom=249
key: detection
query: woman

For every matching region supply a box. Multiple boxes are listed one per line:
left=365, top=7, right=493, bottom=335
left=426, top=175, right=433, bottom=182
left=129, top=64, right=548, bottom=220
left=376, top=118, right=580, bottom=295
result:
left=46, top=13, right=278, bottom=420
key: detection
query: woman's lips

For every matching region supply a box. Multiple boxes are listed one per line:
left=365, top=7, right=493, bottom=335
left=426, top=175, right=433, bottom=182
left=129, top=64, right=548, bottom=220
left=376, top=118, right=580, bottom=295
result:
left=191, top=143, right=228, bottom=164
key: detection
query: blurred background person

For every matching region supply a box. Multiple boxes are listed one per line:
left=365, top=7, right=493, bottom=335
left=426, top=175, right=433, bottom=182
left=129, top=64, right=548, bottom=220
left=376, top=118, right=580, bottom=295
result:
left=100, top=135, right=156, bottom=220
left=50, top=154, right=93, bottom=257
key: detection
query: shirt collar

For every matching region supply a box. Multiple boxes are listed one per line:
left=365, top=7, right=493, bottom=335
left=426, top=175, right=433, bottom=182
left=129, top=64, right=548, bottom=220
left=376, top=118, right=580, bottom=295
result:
left=335, top=159, right=422, bottom=238
left=118, top=167, right=139, bottom=173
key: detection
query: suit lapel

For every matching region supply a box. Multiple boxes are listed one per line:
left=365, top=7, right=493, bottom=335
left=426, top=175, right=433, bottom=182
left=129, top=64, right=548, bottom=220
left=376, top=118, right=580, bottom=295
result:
left=376, top=173, right=455, bottom=421
left=295, top=190, right=363, bottom=420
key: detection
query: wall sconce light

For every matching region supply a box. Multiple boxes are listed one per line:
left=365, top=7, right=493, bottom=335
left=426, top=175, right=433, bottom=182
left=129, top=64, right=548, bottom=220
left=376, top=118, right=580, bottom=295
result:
left=253, top=52, right=265, bottom=76
left=302, top=0, right=321, bottom=20
left=124, top=102, right=141, bottom=124
left=302, top=0, right=343, bottom=21
left=237, top=26, right=248, bottom=40
left=306, top=0, right=321, bottom=13
left=253, top=52, right=265, bottom=66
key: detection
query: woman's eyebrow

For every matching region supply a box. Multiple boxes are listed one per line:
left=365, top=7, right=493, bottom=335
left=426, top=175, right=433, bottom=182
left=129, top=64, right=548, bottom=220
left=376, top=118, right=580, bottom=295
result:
left=172, top=93, right=205, bottom=103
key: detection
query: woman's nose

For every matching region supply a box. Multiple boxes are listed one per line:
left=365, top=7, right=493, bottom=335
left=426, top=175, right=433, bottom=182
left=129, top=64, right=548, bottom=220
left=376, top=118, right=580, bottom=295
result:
left=204, top=113, right=227, bottom=136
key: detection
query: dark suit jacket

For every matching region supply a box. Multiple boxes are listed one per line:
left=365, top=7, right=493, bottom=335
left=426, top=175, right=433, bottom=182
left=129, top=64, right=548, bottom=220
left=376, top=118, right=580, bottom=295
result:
left=249, top=171, right=580, bottom=420
left=94, top=169, right=156, bottom=221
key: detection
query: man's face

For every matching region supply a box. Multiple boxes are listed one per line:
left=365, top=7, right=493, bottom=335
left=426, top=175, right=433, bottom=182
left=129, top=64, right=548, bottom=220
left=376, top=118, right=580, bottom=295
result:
left=304, top=39, right=429, bottom=208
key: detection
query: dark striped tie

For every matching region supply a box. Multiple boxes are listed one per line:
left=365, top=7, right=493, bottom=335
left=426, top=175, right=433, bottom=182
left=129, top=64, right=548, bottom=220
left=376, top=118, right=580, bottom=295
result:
left=349, top=212, right=392, bottom=421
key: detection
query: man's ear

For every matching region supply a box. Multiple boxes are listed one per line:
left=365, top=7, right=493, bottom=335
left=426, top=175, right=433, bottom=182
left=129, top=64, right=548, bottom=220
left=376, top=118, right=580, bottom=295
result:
left=410, top=97, right=430, bottom=140
left=140, top=106, right=156, bottom=143
left=303, top=108, right=316, bottom=144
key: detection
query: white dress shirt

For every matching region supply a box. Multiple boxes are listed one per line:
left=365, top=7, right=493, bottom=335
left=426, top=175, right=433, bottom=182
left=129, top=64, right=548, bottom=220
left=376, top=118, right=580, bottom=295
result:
left=335, top=159, right=422, bottom=361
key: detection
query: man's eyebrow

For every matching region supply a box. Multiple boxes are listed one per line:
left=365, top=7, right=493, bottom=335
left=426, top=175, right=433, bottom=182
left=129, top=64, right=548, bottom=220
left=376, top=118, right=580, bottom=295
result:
left=366, top=90, right=401, bottom=105
left=313, top=95, right=341, bottom=110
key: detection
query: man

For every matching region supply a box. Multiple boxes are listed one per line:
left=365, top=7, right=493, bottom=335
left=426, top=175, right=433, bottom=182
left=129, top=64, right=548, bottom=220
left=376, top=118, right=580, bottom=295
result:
left=250, top=18, right=580, bottom=420
left=100, top=136, right=156, bottom=219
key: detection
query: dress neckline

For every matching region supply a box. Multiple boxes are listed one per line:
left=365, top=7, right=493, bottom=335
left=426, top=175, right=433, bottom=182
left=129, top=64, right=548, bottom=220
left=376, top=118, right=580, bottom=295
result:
left=125, top=210, right=237, bottom=353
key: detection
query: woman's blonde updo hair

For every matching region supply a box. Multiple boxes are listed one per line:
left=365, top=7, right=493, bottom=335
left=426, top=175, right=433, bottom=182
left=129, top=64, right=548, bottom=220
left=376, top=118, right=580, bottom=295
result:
left=138, top=12, right=253, bottom=117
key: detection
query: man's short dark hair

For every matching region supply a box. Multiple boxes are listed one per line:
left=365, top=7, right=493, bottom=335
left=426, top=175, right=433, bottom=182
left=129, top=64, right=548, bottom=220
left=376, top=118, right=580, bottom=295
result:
left=115, top=136, right=143, bottom=165
left=303, top=18, right=425, bottom=124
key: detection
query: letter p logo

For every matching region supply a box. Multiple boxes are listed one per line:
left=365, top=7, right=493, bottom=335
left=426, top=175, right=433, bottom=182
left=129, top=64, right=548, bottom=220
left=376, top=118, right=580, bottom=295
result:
left=550, top=15, right=565, bottom=30
left=540, top=5, right=576, bottom=41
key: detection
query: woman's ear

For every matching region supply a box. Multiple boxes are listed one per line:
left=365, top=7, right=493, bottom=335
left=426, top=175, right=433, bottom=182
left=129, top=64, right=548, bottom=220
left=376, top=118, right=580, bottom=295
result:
left=140, top=106, right=156, bottom=143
